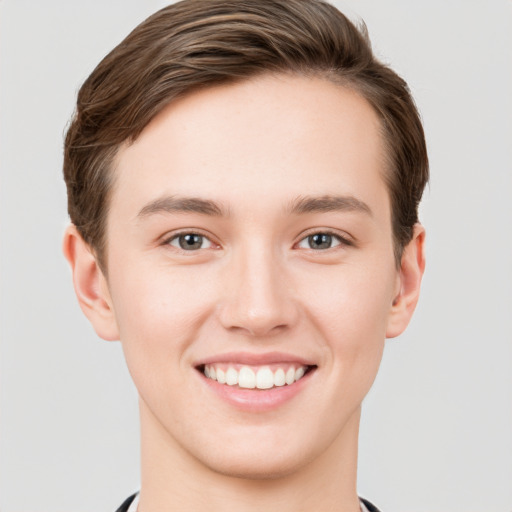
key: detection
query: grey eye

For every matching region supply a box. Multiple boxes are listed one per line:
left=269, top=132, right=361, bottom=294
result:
left=169, top=233, right=212, bottom=251
left=297, top=233, right=341, bottom=250
left=309, top=233, right=333, bottom=249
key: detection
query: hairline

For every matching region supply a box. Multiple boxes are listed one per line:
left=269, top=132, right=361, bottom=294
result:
left=94, top=71, right=403, bottom=276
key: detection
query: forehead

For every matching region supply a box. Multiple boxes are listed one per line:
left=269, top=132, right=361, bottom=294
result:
left=112, top=74, right=388, bottom=218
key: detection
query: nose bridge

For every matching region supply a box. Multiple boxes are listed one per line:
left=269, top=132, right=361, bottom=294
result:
left=219, top=238, right=296, bottom=336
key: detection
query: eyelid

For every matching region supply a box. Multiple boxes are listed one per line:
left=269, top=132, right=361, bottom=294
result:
left=294, top=228, right=355, bottom=250
left=158, top=227, right=354, bottom=253
left=161, top=229, right=220, bottom=252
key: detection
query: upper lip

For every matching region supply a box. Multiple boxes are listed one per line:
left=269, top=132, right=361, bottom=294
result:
left=194, top=351, right=316, bottom=367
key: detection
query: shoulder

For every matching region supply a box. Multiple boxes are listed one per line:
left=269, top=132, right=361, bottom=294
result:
left=114, top=493, right=380, bottom=512
left=360, top=497, right=382, bottom=512
left=115, top=493, right=138, bottom=512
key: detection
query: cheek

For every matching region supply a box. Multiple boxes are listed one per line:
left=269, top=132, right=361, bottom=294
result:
left=107, top=264, right=217, bottom=386
left=110, top=256, right=213, bottom=329
left=300, top=260, right=395, bottom=382
left=303, top=258, right=395, bottom=335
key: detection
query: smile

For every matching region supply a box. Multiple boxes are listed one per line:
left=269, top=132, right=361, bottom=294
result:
left=203, top=363, right=309, bottom=390
left=195, top=353, right=317, bottom=411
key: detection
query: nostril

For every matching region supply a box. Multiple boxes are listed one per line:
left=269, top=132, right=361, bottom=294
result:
left=217, top=275, right=299, bottom=336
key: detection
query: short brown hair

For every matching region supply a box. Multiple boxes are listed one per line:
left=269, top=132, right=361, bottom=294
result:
left=63, top=0, right=428, bottom=269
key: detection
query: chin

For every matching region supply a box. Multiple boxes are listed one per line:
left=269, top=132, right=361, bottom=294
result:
left=200, top=451, right=307, bottom=481
left=191, top=429, right=318, bottom=481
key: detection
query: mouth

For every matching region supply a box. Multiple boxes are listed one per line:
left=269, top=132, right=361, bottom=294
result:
left=193, top=352, right=318, bottom=410
left=197, top=362, right=316, bottom=390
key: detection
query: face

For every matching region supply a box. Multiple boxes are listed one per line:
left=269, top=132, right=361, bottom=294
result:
left=90, top=74, right=412, bottom=478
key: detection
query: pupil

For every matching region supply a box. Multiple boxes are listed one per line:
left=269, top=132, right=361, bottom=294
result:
left=309, top=233, right=332, bottom=249
left=179, top=234, right=202, bottom=250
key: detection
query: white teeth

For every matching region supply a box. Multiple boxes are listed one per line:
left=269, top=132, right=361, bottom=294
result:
left=238, top=367, right=256, bottom=389
left=295, top=366, right=305, bottom=381
left=274, top=368, right=286, bottom=387
left=216, top=368, right=226, bottom=384
left=256, top=367, right=274, bottom=389
left=225, top=367, right=238, bottom=385
left=203, top=364, right=310, bottom=389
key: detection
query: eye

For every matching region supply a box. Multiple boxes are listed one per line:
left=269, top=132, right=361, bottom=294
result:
left=167, top=233, right=213, bottom=251
left=297, top=232, right=346, bottom=250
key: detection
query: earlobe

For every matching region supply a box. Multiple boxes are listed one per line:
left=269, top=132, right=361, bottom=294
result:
left=62, top=225, right=119, bottom=341
left=386, top=224, right=426, bottom=338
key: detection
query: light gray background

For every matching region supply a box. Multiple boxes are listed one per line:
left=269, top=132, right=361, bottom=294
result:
left=1, top=1, right=511, bottom=511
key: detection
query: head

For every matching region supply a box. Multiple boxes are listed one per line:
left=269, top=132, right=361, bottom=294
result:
left=63, top=0, right=428, bottom=272
left=62, top=0, right=428, bottom=487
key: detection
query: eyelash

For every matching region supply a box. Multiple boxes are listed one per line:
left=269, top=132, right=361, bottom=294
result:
left=163, top=230, right=217, bottom=253
left=295, top=229, right=354, bottom=251
left=162, top=229, right=354, bottom=253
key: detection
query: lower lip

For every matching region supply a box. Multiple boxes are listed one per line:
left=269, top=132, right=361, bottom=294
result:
left=198, top=369, right=315, bottom=412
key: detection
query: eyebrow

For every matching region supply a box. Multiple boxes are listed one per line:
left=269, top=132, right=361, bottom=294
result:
left=137, top=196, right=228, bottom=218
left=287, top=194, right=373, bottom=216
left=137, top=194, right=372, bottom=219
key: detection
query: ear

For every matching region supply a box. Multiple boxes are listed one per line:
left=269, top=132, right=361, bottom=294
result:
left=386, top=224, right=426, bottom=338
left=62, top=224, right=119, bottom=341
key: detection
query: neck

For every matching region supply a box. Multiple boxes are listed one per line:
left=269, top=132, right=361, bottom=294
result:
left=138, top=399, right=362, bottom=512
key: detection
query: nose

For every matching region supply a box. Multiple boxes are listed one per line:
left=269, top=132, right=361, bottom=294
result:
left=218, top=243, right=299, bottom=338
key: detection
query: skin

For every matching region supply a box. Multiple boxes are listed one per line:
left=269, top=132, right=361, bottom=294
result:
left=64, top=74, right=425, bottom=512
